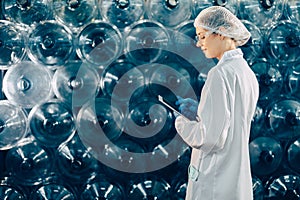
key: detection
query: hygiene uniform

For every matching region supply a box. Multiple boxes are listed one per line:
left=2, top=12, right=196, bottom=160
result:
left=175, top=49, right=259, bottom=200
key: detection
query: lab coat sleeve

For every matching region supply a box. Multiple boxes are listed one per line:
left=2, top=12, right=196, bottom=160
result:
left=175, top=70, right=231, bottom=153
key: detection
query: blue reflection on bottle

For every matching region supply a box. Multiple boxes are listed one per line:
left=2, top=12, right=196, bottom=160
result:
left=5, top=137, right=53, bottom=186
left=128, top=177, right=172, bottom=199
left=145, top=0, right=192, bottom=27
left=287, top=137, right=300, bottom=174
left=124, top=20, right=170, bottom=65
left=265, top=20, right=300, bottom=64
left=53, top=0, right=98, bottom=31
left=266, top=174, right=300, bottom=200
left=56, top=134, right=99, bottom=185
left=268, top=99, right=300, bottom=140
left=100, top=0, right=145, bottom=29
left=29, top=100, right=76, bottom=148
left=2, top=0, right=52, bottom=25
left=249, top=136, right=283, bottom=177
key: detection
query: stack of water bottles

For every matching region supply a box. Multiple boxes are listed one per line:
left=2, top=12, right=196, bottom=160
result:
left=0, top=0, right=299, bottom=199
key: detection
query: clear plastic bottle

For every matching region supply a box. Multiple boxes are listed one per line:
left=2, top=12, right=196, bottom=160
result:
left=284, top=0, right=300, bottom=23
left=145, top=0, right=192, bottom=27
left=29, top=181, right=77, bottom=200
left=27, top=20, right=74, bottom=67
left=240, top=20, right=264, bottom=65
left=2, top=61, right=53, bottom=109
left=52, top=0, right=98, bottom=32
left=56, top=134, right=100, bottom=185
left=2, top=0, right=52, bottom=25
left=99, top=137, right=146, bottom=179
left=128, top=177, right=172, bottom=199
left=192, top=0, right=238, bottom=19
left=287, top=137, right=300, bottom=174
left=265, top=20, right=300, bottom=64
left=5, top=137, right=53, bottom=186
left=52, top=61, right=100, bottom=107
left=249, top=136, right=283, bottom=177
left=99, top=0, right=145, bottom=29
left=80, top=175, right=125, bottom=200
left=124, top=20, right=170, bottom=65
left=266, top=174, right=300, bottom=199
left=100, top=59, right=146, bottom=103
left=252, top=176, right=265, bottom=200
left=125, top=96, right=173, bottom=144
left=285, top=62, right=300, bottom=100
left=0, top=20, right=26, bottom=70
left=28, top=99, right=76, bottom=148
left=0, top=183, right=26, bottom=199
left=76, top=97, right=125, bottom=144
left=147, top=62, right=197, bottom=101
left=76, top=20, right=123, bottom=68
left=250, top=59, right=283, bottom=102
left=238, top=0, right=284, bottom=28
left=0, top=100, right=28, bottom=150
left=268, top=99, right=300, bottom=140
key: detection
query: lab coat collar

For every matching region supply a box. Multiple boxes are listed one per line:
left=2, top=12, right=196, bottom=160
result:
left=217, top=48, right=243, bottom=65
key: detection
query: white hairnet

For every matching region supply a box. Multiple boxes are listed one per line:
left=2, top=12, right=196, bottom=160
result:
left=194, top=6, right=251, bottom=46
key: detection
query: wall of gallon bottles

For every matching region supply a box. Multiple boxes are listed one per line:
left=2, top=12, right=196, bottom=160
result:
left=0, top=0, right=300, bottom=199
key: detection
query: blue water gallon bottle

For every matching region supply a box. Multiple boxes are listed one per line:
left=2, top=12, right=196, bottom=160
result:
left=99, top=0, right=145, bottom=29
left=2, top=61, right=53, bottom=109
left=76, top=20, right=123, bottom=68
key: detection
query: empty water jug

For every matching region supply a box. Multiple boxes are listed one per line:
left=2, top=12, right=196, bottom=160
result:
left=252, top=176, right=264, bottom=200
left=2, top=61, right=53, bottom=109
left=284, top=0, right=300, bottom=23
left=52, top=61, right=100, bottom=107
left=76, top=97, right=125, bottom=144
left=148, top=62, right=197, bottom=101
left=56, top=134, right=100, bottom=184
left=0, top=100, right=28, bottom=150
left=125, top=96, right=173, bottom=145
left=52, top=0, right=98, bottom=31
left=5, top=137, right=53, bottom=186
left=99, top=0, right=145, bottom=29
left=268, top=99, right=300, bottom=140
left=251, top=59, right=283, bottom=102
left=128, top=177, right=172, bottom=199
left=27, top=20, right=74, bottom=67
left=124, top=20, right=170, bottom=65
left=29, top=100, right=76, bottom=148
left=285, top=62, right=300, bottom=100
left=100, top=59, right=146, bottom=103
left=287, top=137, right=300, bottom=174
left=0, top=20, right=26, bottom=70
left=192, top=0, right=238, bottom=19
left=265, top=20, right=300, bottom=64
left=29, top=182, right=76, bottom=200
left=145, top=0, right=192, bottom=27
left=99, top=137, right=146, bottom=174
left=77, top=20, right=123, bottom=68
left=240, top=20, right=264, bottom=64
left=0, top=183, right=26, bottom=199
left=80, top=176, right=125, bottom=200
left=239, top=0, right=284, bottom=28
left=250, top=105, right=266, bottom=140
left=2, top=0, right=51, bottom=25
left=266, top=174, right=300, bottom=200
left=249, top=136, right=283, bottom=177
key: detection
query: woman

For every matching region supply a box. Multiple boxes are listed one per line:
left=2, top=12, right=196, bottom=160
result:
left=175, top=6, right=259, bottom=200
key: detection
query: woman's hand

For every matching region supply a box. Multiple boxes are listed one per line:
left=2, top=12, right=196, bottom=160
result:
left=175, top=96, right=199, bottom=121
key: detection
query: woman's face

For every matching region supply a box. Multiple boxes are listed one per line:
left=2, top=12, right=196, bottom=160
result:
left=195, top=27, right=224, bottom=60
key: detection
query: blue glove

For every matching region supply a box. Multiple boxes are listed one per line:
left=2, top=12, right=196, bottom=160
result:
left=175, top=96, right=198, bottom=120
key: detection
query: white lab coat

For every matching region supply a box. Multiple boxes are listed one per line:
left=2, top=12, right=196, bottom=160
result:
left=175, top=49, right=259, bottom=200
